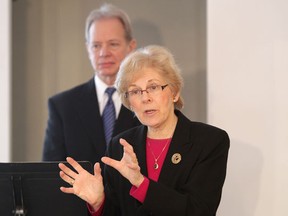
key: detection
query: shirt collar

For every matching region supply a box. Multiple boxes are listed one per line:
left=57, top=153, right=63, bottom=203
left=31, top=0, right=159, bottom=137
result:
left=94, top=75, right=117, bottom=96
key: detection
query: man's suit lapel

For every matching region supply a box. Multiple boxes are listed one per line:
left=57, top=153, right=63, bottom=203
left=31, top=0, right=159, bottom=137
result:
left=114, top=106, right=139, bottom=136
left=74, top=79, right=106, bottom=149
left=73, top=78, right=139, bottom=153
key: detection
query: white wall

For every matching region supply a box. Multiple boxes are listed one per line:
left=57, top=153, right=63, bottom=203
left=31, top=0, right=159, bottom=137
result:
left=208, top=0, right=288, bottom=215
left=0, top=0, right=11, bottom=162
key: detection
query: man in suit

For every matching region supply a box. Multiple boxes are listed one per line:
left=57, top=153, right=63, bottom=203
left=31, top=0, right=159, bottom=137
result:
left=42, top=4, right=139, bottom=166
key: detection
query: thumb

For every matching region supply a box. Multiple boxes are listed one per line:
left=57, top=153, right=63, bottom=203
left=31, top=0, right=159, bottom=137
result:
left=94, top=162, right=102, bottom=176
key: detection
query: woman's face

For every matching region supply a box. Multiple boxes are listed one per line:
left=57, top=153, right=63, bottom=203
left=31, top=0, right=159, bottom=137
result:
left=127, top=68, right=178, bottom=130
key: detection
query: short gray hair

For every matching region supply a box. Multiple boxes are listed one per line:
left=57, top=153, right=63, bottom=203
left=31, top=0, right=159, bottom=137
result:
left=85, top=3, right=133, bottom=42
left=116, top=45, right=184, bottom=110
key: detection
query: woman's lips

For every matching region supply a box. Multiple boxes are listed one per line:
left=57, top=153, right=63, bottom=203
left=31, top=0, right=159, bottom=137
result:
left=144, top=109, right=156, bottom=115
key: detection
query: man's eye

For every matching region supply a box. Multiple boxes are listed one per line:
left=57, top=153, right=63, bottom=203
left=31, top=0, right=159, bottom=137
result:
left=109, top=42, right=120, bottom=49
left=111, top=43, right=119, bottom=47
left=91, top=44, right=100, bottom=49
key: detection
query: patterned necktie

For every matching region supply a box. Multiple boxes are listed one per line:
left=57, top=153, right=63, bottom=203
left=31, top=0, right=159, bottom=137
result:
left=102, top=87, right=116, bottom=145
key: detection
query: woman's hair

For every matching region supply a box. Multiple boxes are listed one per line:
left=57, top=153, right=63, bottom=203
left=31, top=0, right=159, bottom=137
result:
left=85, top=3, right=133, bottom=42
left=116, top=45, right=184, bottom=110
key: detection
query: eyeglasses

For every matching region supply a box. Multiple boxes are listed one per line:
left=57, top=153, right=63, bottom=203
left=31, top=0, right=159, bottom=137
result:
left=124, top=84, right=169, bottom=99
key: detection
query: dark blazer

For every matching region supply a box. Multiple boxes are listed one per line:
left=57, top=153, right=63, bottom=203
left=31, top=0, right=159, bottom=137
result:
left=42, top=78, right=140, bottom=166
left=102, top=110, right=230, bottom=216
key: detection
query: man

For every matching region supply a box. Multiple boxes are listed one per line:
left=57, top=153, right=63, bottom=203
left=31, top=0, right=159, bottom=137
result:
left=42, top=4, right=139, bottom=166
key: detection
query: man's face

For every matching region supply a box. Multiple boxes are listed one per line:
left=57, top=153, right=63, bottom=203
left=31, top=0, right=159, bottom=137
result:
left=86, top=18, right=136, bottom=83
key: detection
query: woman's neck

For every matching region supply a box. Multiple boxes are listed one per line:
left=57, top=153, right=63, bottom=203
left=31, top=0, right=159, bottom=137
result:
left=147, top=113, right=178, bottom=139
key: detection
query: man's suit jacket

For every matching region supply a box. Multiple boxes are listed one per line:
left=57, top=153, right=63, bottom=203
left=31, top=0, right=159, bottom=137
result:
left=42, top=78, right=140, bottom=166
left=102, top=110, right=230, bottom=216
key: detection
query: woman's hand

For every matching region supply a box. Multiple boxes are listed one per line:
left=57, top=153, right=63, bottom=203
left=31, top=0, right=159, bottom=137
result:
left=58, top=157, right=105, bottom=211
left=101, top=138, right=144, bottom=187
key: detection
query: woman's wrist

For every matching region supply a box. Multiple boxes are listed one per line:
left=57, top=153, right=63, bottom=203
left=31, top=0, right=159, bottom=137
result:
left=90, top=194, right=105, bottom=212
left=133, top=174, right=145, bottom=188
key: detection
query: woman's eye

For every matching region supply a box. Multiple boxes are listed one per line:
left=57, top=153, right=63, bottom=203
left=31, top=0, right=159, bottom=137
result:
left=151, top=85, right=158, bottom=90
left=148, top=85, right=158, bottom=91
left=131, top=89, right=140, bottom=95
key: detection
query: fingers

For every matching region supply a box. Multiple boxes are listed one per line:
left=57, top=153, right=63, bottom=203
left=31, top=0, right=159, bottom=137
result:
left=103, top=138, right=143, bottom=187
left=58, top=157, right=85, bottom=179
left=120, top=139, right=138, bottom=164
left=101, top=138, right=139, bottom=170
left=119, top=138, right=134, bottom=152
left=59, top=158, right=103, bottom=197
left=101, top=156, right=119, bottom=169
left=66, top=157, right=84, bottom=174
left=60, top=186, right=74, bottom=194
left=94, top=162, right=102, bottom=176
left=58, top=163, right=76, bottom=181
left=59, top=162, right=76, bottom=194
left=59, top=169, right=72, bottom=182
left=58, top=157, right=85, bottom=190
left=119, top=138, right=136, bottom=159
left=101, top=156, right=139, bottom=172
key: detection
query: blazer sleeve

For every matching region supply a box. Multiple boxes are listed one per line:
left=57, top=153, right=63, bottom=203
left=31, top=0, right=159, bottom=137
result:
left=42, top=97, right=66, bottom=161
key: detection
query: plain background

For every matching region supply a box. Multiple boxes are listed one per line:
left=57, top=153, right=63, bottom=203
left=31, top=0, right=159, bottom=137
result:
left=208, top=0, right=288, bottom=215
left=1, top=0, right=288, bottom=215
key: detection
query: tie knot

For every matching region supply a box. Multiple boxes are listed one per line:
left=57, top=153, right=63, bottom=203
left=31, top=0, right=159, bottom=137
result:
left=105, top=87, right=116, bottom=98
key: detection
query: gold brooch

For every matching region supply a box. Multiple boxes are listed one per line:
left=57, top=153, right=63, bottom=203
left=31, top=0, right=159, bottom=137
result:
left=171, top=153, right=181, bottom=165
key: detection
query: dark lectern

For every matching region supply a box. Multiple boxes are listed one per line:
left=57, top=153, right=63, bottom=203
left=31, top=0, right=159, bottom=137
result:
left=0, top=161, right=92, bottom=216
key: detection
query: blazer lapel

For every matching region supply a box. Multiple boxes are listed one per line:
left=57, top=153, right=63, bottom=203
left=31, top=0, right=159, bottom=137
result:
left=127, top=112, right=193, bottom=185
left=158, top=111, right=193, bottom=185
left=131, top=126, right=148, bottom=177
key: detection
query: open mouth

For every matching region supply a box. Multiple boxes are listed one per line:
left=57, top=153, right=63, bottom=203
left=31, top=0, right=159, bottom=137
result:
left=144, top=109, right=156, bottom=115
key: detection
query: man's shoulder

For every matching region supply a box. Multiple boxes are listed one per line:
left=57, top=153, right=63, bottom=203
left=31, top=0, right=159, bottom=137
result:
left=50, top=78, right=94, bottom=101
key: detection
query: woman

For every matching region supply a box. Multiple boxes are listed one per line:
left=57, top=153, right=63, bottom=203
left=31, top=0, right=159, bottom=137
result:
left=59, top=45, right=230, bottom=216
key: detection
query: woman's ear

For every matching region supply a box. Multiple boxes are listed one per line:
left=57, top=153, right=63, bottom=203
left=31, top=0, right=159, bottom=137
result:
left=173, top=92, right=180, bottom=102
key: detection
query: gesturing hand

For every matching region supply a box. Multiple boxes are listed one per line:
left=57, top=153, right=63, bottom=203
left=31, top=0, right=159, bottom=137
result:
left=101, top=138, right=144, bottom=187
left=58, top=157, right=104, bottom=211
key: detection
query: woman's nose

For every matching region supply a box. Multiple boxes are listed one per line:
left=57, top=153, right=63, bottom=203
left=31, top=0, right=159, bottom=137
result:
left=140, top=90, right=152, bottom=102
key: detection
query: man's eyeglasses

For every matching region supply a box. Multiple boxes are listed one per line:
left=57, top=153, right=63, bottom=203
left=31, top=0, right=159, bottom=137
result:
left=124, top=84, right=169, bottom=99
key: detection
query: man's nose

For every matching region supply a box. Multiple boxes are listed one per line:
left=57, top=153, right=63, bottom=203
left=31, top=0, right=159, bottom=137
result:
left=99, top=45, right=110, bottom=56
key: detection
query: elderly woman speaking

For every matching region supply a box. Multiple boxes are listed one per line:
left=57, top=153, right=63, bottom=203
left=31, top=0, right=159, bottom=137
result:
left=58, top=45, right=230, bottom=216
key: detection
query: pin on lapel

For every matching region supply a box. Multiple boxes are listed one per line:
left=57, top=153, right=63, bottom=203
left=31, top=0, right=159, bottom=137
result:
left=171, top=153, right=181, bottom=165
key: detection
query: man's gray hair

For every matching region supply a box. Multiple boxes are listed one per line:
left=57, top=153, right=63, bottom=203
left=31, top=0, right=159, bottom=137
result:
left=85, top=3, right=133, bottom=43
